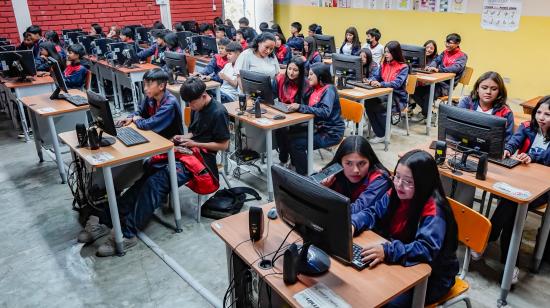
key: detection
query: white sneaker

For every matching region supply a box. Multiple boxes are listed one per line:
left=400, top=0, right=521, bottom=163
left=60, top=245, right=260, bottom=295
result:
left=369, top=136, right=385, bottom=144
left=512, top=266, right=520, bottom=285
left=410, top=113, right=426, bottom=123
left=470, top=250, right=483, bottom=261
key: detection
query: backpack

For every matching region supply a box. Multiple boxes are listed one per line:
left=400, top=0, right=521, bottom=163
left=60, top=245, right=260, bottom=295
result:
left=201, top=187, right=261, bottom=219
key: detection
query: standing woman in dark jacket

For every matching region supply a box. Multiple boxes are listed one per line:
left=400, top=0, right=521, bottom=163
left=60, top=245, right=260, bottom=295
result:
left=352, top=150, right=459, bottom=307
left=286, top=63, right=345, bottom=175
left=339, top=27, right=361, bottom=56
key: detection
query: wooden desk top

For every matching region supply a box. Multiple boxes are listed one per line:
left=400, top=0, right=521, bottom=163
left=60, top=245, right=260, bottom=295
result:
left=58, top=124, right=174, bottom=168
left=520, top=96, right=542, bottom=115
left=165, top=78, right=221, bottom=95
left=20, top=89, right=89, bottom=116
left=0, top=75, right=54, bottom=88
left=415, top=72, right=455, bottom=83
left=338, top=87, right=393, bottom=100
left=418, top=142, right=550, bottom=204
left=85, top=55, right=157, bottom=73
left=212, top=203, right=431, bottom=308
left=224, top=101, right=314, bottom=130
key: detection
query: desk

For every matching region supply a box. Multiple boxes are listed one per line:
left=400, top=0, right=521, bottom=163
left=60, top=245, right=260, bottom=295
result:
left=212, top=203, right=432, bottom=308
left=520, top=96, right=542, bottom=115
left=21, top=89, right=89, bottom=183
left=0, top=75, right=55, bottom=141
left=113, top=63, right=158, bottom=110
left=338, top=87, right=394, bottom=151
left=190, top=54, right=211, bottom=69
left=224, top=102, right=314, bottom=201
left=87, top=57, right=121, bottom=109
left=58, top=125, right=183, bottom=254
left=415, top=72, right=455, bottom=135
left=166, top=78, right=221, bottom=109
left=419, top=142, right=550, bottom=306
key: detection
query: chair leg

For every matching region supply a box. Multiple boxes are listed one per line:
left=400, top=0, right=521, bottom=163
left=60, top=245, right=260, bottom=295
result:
left=464, top=297, right=472, bottom=308
left=221, top=171, right=231, bottom=188
left=196, top=194, right=203, bottom=223
left=479, top=190, right=487, bottom=214
left=405, top=109, right=410, bottom=136
left=485, top=194, right=494, bottom=217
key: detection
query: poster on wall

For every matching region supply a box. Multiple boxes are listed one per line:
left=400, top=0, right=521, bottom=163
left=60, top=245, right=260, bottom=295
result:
left=415, top=0, right=436, bottom=12
left=437, top=0, right=450, bottom=12
left=383, top=0, right=392, bottom=9
left=481, top=0, right=522, bottom=32
left=450, top=0, right=467, bottom=13
left=396, top=0, right=412, bottom=10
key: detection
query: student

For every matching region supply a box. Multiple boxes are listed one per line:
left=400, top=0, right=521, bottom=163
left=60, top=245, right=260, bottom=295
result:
left=152, top=20, right=165, bottom=30
left=137, top=31, right=182, bottom=67
left=197, top=38, right=230, bottom=83
left=214, top=17, right=224, bottom=26
left=363, top=28, right=384, bottom=64
left=107, top=25, right=120, bottom=40
left=259, top=22, right=269, bottom=33
left=412, top=33, right=467, bottom=122
left=44, top=30, right=66, bottom=60
left=364, top=41, right=409, bottom=144
left=17, top=32, right=34, bottom=51
left=174, top=23, right=185, bottom=32
left=273, top=57, right=309, bottom=165
left=358, top=48, right=378, bottom=81
left=199, top=23, right=215, bottom=37
left=236, top=30, right=248, bottom=50
left=224, top=19, right=237, bottom=39
left=119, top=27, right=140, bottom=52
left=90, top=23, right=103, bottom=37
left=307, top=23, right=322, bottom=36
left=457, top=71, right=514, bottom=141
left=286, top=63, right=345, bottom=175
left=215, top=25, right=227, bottom=41
left=218, top=42, right=243, bottom=103
left=274, top=33, right=291, bottom=65
left=351, top=150, right=459, bottom=307
left=238, top=17, right=258, bottom=43
left=26, top=25, right=44, bottom=58
left=64, top=44, right=89, bottom=89
left=35, top=41, right=64, bottom=72
left=235, top=32, right=279, bottom=81
left=424, top=40, right=438, bottom=66
left=320, top=136, right=391, bottom=213
left=302, top=36, right=321, bottom=72
left=116, top=68, right=183, bottom=139
left=287, top=22, right=304, bottom=53
left=339, top=27, right=361, bottom=56
left=271, top=23, right=285, bottom=40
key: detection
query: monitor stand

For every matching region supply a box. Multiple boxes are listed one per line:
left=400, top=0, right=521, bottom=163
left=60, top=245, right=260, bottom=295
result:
left=50, top=87, right=66, bottom=100
left=448, top=154, right=477, bottom=173
left=298, top=243, right=330, bottom=276
left=98, top=130, right=116, bottom=147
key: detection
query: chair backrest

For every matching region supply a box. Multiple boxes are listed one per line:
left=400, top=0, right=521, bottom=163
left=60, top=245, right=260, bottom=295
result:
left=84, top=70, right=92, bottom=90
left=406, top=74, right=418, bottom=95
left=184, top=106, right=191, bottom=126
left=459, top=66, right=474, bottom=86
left=185, top=55, right=196, bottom=75
left=339, top=97, right=364, bottom=124
left=447, top=197, right=491, bottom=253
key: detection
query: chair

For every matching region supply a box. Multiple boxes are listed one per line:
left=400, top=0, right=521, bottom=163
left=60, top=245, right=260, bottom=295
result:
left=403, top=74, right=418, bottom=136
left=438, top=66, right=474, bottom=104
left=427, top=198, right=491, bottom=308
left=185, top=55, right=197, bottom=75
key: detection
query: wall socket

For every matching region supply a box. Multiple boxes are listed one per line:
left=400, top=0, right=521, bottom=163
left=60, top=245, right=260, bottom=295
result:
left=503, top=77, right=511, bottom=84
left=213, top=4, right=217, bottom=11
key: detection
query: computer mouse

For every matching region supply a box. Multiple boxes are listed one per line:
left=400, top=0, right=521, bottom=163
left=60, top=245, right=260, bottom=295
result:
left=267, top=207, right=278, bottom=220
left=273, top=114, right=286, bottom=120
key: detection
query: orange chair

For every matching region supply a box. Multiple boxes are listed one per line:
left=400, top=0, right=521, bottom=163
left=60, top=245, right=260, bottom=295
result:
left=426, top=198, right=491, bottom=308
left=185, top=55, right=197, bottom=75
left=438, top=66, right=474, bottom=104
left=403, top=74, right=418, bottom=135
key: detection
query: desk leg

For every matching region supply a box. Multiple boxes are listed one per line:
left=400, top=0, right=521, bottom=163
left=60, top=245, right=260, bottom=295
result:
left=15, top=98, right=30, bottom=142
left=499, top=202, right=529, bottom=306
left=531, top=192, right=550, bottom=273
left=103, top=166, right=124, bottom=255
left=424, top=83, right=436, bottom=135
left=384, top=92, right=393, bottom=151
left=448, top=78, right=455, bottom=105
left=47, top=116, right=67, bottom=184
left=97, top=72, right=105, bottom=96
left=112, top=70, right=122, bottom=110
left=266, top=129, right=274, bottom=202
left=131, top=81, right=140, bottom=111
left=411, top=277, right=428, bottom=308
left=307, top=119, right=314, bottom=175
left=167, top=149, right=182, bottom=232
left=29, top=112, right=43, bottom=162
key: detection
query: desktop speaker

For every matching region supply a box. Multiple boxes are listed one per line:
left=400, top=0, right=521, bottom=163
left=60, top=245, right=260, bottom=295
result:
left=249, top=206, right=264, bottom=241
left=435, top=140, right=447, bottom=165
left=238, top=94, right=247, bottom=112
left=476, top=153, right=488, bottom=180
left=76, top=123, right=88, bottom=147
left=88, top=127, right=100, bottom=150
left=283, top=243, right=299, bottom=285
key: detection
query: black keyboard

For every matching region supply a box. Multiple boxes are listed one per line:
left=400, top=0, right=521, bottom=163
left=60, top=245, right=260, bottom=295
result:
left=271, top=102, right=293, bottom=114
left=116, top=127, right=149, bottom=146
left=488, top=157, right=521, bottom=169
left=412, top=68, right=435, bottom=74
left=351, top=243, right=371, bottom=270
left=60, top=94, right=88, bottom=106
left=346, top=80, right=376, bottom=90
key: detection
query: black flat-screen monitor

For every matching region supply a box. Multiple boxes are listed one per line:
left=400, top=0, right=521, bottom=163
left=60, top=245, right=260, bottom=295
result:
left=0, top=50, right=36, bottom=80
left=401, top=44, right=426, bottom=69
left=87, top=90, right=117, bottom=146
left=182, top=21, right=199, bottom=33
left=66, top=31, right=86, bottom=45
left=77, top=35, right=97, bottom=55
left=240, top=70, right=274, bottom=106
left=175, top=31, right=195, bottom=50
left=199, top=35, right=218, bottom=56
left=0, top=45, right=16, bottom=51
left=332, top=53, right=362, bottom=81
left=47, top=56, right=69, bottom=96
left=91, top=38, right=114, bottom=58
left=314, top=34, right=336, bottom=55
left=164, top=51, right=188, bottom=83
left=108, top=42, right=137, bottom=67
left=135, top=27, right=150, bottom=44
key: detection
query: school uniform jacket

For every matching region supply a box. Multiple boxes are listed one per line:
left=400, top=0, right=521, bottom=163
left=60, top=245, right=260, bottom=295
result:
left=339, top=42, right=361, bottom=56
left=351, top=193, right=459, bottom=293
left=429, top=48, right=468, bottom=89
left=369, top=60, right=409, bottom=111
left=505, top=121, right=550, bottom=166
left=199, top=54, right=228, bottom=83
left=304, top=51, right=322, bottom=73
left=299, top=84, right=345, bottom=139
left=129, top=90, right=183, bottom=140
left=458, top=96, right=515, bottom=142
left=63, top=62, right=88, bottom=89
left=275, top=44, right=291, bottom=65
left=137, top=43, right=182, bottom=67
left=330, top=169, right=391, bottom=214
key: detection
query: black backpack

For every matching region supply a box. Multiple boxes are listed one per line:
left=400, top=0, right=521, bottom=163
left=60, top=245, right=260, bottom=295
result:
left=201, top=187, right=261, bottom=219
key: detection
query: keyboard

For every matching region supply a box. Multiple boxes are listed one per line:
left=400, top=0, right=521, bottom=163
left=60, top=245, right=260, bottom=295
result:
left=116, top=127, right=149, bottom=146
left=351, top=243, right=371, bottom=270
left=488, top=157, right=521, bottom=169
left=60, top=94, right=88, bottom=106
left=345, top=80, right=376, bottom=90
left=271, top=102, right=293, bottom=114
left=412, top=68, right=435, bottom=74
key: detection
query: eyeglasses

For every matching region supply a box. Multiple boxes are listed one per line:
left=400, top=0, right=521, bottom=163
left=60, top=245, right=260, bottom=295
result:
left=392, top=174, right=414, bottom=189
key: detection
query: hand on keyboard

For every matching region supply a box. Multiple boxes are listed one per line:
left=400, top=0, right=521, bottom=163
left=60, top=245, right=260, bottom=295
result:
left=515, top=153, right=532, bottom=164
left=360, top=244, right=385, bottom=268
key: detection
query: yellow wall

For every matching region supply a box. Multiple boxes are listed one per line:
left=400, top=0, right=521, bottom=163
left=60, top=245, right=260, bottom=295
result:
left=275, top=4, right=550, bottom=102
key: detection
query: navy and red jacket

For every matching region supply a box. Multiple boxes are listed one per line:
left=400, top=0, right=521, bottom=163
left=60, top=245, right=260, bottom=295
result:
left=304, top=51, right=322, bottom=73
left=63, top=62, right=88, bottom=89
left=351, top=193, right=459, bottom=294
left=299, top=84, right=345, bottom=140
left=129, top=90, right=183, bottom=140
left=429, top=47, right=468, bottom=89
left=339, top=42, right=361, bottom=56
left=458, top=96, right=515, bottom=142
left=330, top=169, right=391, bottom=214
left=32, top=37, right=46, bottom=58
left=137, top=43, right=183, bottom=67
left=505, top=121, right=550, bottom=166
left=369, top=60, right=409, bottom=111
left=198, top=54, right=228, bottom=83
left=275, top=44, right=291, bottom=65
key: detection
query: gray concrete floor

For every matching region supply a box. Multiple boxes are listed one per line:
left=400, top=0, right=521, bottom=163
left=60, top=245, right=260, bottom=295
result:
left=1, top=101, right=549, bottom=308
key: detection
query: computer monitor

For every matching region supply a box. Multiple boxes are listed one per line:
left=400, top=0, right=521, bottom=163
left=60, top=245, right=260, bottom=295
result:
left=47, top=56, right=69, bottom=98
left=164, top=51, right=188, bottom=84
left=135, top=27, right=150, bottom=44
left=0, top=41, right=10, bottom=46
left=438, top=104, right=507, bottom=171
left=0, top=50, right=36, bottom=81
left=175, top=31, right=195, bottom=50
left=182, top=21, right=199, bottom=33
left=77, top=35, right=97, bottom=55
left=240, top=70, right=274, bottom=107
left=0, top=37, right=8, bottom=42
left=314, top=34, right=336, bottom=55
left=0, top=45, right=16, bottom=51
left=401, top=44, right=426, bottom=70
left=66, top=31, right=85, bottom=45
left=199, top=35, right=218, bottom=56
left=107, top=42, right=138, bottom=67
left=86, top=90, right=117, bottom=147
left=91, top=38, right=114, bottom=58
left=62, top=28, right=82, bottom=35
left=189, top=36, right=203, bottom=55
left=272, top=164, right=354, bottom=272
left=332, top=53, right=363, bottom=81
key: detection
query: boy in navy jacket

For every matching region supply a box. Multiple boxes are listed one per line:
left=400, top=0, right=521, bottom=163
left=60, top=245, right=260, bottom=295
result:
left=197, top=38, right=231, bottom=83
left=64, top=44, right=89, bottom=89
left=137, top=31, right=182, bottom=67
left=26, top=25, right=45, bottom=58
